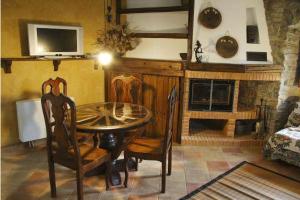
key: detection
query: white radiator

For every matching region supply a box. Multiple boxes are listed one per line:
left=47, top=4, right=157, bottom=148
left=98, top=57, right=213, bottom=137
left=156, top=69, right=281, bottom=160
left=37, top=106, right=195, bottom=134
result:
left=16, top=99, right=46, bottom=142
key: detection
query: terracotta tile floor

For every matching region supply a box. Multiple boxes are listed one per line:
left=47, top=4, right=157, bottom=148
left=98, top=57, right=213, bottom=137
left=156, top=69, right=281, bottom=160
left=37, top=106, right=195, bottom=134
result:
left=2, top=144, right=300, bottom=200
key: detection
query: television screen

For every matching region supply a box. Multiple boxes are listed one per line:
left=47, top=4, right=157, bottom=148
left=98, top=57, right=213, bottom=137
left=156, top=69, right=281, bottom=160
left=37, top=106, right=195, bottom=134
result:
left=37, top=28, right=77, bottom=52
left=27, top=24, right=83, bottom=56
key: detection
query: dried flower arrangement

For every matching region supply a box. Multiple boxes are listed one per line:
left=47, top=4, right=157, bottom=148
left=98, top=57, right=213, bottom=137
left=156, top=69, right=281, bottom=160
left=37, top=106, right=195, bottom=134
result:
left=96, top=23, right=140, bottom=56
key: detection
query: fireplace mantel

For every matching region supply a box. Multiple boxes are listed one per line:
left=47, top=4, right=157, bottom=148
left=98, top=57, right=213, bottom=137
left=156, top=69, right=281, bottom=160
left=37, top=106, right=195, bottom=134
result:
left=185, top=70, right=281, bottom=81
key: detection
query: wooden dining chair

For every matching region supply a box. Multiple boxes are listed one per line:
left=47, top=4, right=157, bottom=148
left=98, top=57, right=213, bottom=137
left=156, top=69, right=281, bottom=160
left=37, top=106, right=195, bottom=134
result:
left=111, top=75, right=144, bottom=168
left=41, top=88, right=112, bottom=200
left=42, top=77, right=96, bottom=145
left=111, top=75, right=143, bottom=104
left=123, top=86, right=177, bottom=193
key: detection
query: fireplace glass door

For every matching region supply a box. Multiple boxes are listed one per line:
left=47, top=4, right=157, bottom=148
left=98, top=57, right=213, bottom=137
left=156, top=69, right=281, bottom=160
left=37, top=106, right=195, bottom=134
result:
left=189, top=79, right=235, bottom=111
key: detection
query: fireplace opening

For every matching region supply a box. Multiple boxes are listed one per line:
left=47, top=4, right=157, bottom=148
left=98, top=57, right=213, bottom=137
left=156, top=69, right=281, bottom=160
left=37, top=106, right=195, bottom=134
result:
left=189, top=119, right=227, bottom=134
left=189, top=79, right=235, bottom=111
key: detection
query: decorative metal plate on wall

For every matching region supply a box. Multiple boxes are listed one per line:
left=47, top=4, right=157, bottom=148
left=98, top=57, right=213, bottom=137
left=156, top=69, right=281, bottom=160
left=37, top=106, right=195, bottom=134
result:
left=199, top=7, right=222, bottom=29
left=216, top=36, right=238, bottom=58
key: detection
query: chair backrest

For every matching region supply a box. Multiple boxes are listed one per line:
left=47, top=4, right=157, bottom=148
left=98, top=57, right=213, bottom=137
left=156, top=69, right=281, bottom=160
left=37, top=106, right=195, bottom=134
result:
left=162, top=86, right=177, bottom=155
left=41, top=83, right=80, bottom=165
left=42, top=77, right=67, bottom=96
left=111, top=75, right=142, bottom=104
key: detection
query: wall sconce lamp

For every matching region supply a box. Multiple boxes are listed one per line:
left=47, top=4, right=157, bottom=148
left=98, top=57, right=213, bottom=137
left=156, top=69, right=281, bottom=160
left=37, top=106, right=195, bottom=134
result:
left=94, top=51, right=113, bottom=70
left=97, top=51, right=113, bottom=66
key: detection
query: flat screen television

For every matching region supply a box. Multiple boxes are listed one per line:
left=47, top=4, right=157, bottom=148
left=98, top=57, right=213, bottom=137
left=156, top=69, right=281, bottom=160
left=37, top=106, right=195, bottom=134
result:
left=27, top=24, right=83, bottom=57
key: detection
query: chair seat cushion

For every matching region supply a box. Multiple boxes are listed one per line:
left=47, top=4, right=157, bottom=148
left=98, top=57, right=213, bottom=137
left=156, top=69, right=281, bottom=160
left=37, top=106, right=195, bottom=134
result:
left=127, top=137, right=163, bottom=155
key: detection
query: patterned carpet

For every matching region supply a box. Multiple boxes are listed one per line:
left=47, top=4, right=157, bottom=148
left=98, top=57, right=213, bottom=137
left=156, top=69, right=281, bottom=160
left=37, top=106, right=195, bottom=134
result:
left=181, top=161, right=300, bottom=200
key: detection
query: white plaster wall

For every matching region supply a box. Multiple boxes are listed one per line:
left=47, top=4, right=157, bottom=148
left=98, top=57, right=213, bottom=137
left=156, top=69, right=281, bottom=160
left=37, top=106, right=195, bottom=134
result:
left=125, top=0, right=272, bottom=63
left=192, top=0, right=273, bottom=64
left=127, top=12, right=188, bottom=33
left=125, top=38, right=187, bottom=60
left=126, top=0, right=182, bottom=8
left=125, top=0, right=188, bottom=60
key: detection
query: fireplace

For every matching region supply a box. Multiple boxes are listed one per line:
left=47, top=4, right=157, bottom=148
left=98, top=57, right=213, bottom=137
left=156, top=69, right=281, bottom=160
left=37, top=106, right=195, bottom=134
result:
left=188, top=79, right=235, bottom=111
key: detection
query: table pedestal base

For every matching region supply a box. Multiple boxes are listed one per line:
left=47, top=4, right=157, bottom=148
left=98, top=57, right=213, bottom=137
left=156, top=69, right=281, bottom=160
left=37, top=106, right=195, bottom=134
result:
left=84, top=158, right=137, bottom=186
left=110, top=158, right=138, bottom=185
left=85, top=133, right=138, bottom=186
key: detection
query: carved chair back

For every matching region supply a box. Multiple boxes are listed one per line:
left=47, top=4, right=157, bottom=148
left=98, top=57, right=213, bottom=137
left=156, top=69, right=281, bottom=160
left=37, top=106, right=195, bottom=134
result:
left=41, top=82, right=81, bottom=166
left=162, top=86, right=177, bottom=156
left=111, top=75, right=142, bottom=104
left=42, top=77, right=67, bottom=96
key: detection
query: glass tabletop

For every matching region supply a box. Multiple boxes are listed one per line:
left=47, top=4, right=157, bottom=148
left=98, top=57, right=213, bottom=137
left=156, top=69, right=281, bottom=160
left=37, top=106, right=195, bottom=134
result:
left=75, top=102, right=152, bottom=133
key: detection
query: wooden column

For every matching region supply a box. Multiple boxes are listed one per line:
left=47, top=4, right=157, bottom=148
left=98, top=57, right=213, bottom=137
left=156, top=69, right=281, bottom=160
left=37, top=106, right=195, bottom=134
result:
left=186, top=0, right=195, bottom=68
left=233, top=80, right=240, bottom=113
left=181, top=78, right=190, bottom=136
left=224, top=119, right=236, bottom=137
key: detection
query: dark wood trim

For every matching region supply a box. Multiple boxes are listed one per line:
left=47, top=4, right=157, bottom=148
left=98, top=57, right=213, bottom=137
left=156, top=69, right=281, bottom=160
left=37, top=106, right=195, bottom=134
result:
left=116, top=0, right=121, bottom=25
left=133, top=32, right=188, bottom=39
left=109, top=66, right=184, bottom=77
left=121, top=57, right=183, bottom=64
left=120, top=6, right=189, bottom=14
left=186, top=0, right=195, bottom=68
left=1, top=57, right=93, bottom=61
left=1, top=59, right=12, bottom=73
left=189, top=63, right=246, bottom=72
left=112, top=57, right=184, bottom=77
left=53, top=60, right=61, bottom=71
left=1, top=57, right=98, bottom=73
left=118, top=57, right=183, bottom=71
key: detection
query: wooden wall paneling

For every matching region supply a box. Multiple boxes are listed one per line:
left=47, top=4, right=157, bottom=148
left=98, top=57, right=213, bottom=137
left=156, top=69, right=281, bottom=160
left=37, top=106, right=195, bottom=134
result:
left=142, top=75, right=180, bottom=142
left=142, top=75, right=159, bottom=138
left=141, top=75, right=151, bottom=134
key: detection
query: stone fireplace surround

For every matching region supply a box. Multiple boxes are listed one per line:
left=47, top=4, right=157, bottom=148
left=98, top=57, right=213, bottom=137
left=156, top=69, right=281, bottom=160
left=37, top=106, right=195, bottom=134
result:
left=181, top=68, right=282, bottom=138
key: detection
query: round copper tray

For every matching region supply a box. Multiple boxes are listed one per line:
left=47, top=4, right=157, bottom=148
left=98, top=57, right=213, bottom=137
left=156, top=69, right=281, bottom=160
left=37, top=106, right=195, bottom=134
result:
left=216, top=36, right=238, bottom=58
left=199, top=7, right=222, bottom=29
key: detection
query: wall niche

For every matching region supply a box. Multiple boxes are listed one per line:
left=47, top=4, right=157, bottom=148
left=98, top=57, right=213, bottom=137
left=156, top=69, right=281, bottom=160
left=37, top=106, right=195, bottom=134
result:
left=246, top=7, right=260, bottom=44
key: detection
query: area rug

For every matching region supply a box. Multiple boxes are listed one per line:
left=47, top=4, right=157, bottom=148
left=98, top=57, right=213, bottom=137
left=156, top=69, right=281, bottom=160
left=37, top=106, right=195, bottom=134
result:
left=180, top=161, right=300, bottom=200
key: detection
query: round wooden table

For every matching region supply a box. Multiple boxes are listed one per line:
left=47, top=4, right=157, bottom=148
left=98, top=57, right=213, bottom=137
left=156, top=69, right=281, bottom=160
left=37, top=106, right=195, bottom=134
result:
left=75, top=102, right=152, bottom=185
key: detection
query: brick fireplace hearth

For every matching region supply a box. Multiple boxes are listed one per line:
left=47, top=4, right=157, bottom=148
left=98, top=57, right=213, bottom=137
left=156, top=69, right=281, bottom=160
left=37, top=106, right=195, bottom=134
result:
left=181, top=68, right=282, bottom=138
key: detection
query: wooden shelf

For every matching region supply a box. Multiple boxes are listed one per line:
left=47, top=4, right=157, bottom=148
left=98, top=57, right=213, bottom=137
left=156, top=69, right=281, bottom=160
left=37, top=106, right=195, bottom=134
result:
left=133, top=32, right=188, bottom=39
left=119, top=6, right=189, bottom=14
left=1, top=57, right=98, bottom=74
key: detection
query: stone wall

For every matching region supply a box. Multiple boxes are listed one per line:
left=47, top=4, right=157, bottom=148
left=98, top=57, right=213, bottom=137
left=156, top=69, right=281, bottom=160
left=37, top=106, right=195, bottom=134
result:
left=264, top=0, right=300, bottom=64
left=276, top=22, right=300, bottom=129
left=239, top=0, right=300, bottom=133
